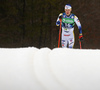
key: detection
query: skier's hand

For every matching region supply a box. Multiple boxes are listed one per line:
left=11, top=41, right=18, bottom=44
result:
left=79, top=34, right=83, bottom=41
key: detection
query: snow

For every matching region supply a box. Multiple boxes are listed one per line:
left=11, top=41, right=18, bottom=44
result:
left=0, top=47, right=100, bottom=90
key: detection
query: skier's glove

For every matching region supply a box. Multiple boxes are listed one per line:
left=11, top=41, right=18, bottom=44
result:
left=79, top=34, right=83, bottom=41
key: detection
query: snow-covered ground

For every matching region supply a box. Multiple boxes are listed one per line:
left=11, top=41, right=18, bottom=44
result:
left=0, top=47, right=100, bottom=90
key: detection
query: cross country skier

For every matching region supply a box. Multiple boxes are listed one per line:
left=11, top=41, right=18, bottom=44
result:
left=56, top=4, right=83, bottom=48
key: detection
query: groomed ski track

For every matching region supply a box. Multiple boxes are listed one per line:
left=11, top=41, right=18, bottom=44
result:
left=0, top=47, right=100, bottom=90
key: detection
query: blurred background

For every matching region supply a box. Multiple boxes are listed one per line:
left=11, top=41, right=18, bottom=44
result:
left=0, top=0, right=99, bottom=49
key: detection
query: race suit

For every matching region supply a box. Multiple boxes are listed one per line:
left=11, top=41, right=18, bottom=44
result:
left=56, top=13, right=82, bottom=48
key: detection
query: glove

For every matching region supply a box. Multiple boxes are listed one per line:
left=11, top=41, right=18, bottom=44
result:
left=79, top=34, right=83, bottom=41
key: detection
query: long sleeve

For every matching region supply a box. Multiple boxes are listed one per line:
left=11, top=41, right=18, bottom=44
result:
left=56, top=13, right=63, bottom=26
left=74, top=16, right=82, bottom=34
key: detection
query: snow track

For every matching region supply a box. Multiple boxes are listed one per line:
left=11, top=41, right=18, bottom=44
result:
left=0, top=47, right=100, bottom=90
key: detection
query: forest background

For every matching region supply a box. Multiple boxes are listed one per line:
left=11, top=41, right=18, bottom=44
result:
left=0, top=0, right=99, bottom=49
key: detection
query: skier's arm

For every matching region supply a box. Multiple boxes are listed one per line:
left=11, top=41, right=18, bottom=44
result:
left=74, top=16, right=82, bottom=34
left=74, top=15, right=83, bottom=41
left=56, top=13, right=63, bottom=26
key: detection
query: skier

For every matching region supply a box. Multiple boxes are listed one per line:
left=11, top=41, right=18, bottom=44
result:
left=56, top=4, right=83, bottom=48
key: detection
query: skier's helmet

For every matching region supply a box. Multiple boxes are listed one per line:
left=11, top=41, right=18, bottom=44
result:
left=65, top=4, right=72, bottom=9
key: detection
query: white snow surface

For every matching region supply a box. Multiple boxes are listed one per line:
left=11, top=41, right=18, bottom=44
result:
left=0, top=47, right=100, bottom=90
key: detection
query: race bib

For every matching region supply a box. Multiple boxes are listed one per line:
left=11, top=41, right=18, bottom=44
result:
left=62, top=18, right=74, bottom=24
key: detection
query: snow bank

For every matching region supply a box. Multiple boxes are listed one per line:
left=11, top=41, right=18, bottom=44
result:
left=0, top=47, right=100, bottom=90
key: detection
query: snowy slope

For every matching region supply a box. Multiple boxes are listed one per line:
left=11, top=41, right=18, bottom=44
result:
left=0, top=47, right=100, bottom=90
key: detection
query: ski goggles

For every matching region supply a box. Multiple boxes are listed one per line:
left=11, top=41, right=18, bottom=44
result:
left=65, top=5, right=72, bottom=9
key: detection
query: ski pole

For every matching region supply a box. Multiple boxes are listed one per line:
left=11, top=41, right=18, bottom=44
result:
left=79, top=41, right=82, bottom=49
left=58, top=19, right=62, bottom=48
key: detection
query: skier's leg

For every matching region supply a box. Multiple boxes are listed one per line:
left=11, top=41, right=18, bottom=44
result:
left=61, top=34, right=68, bottom=48
left=61, top=40, right=68, bottom=48
left=68, top=31, right=75, bottom=48
left=68, top=38, right=74, bottom=48
left=61, top=28, right=68, bottom=48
